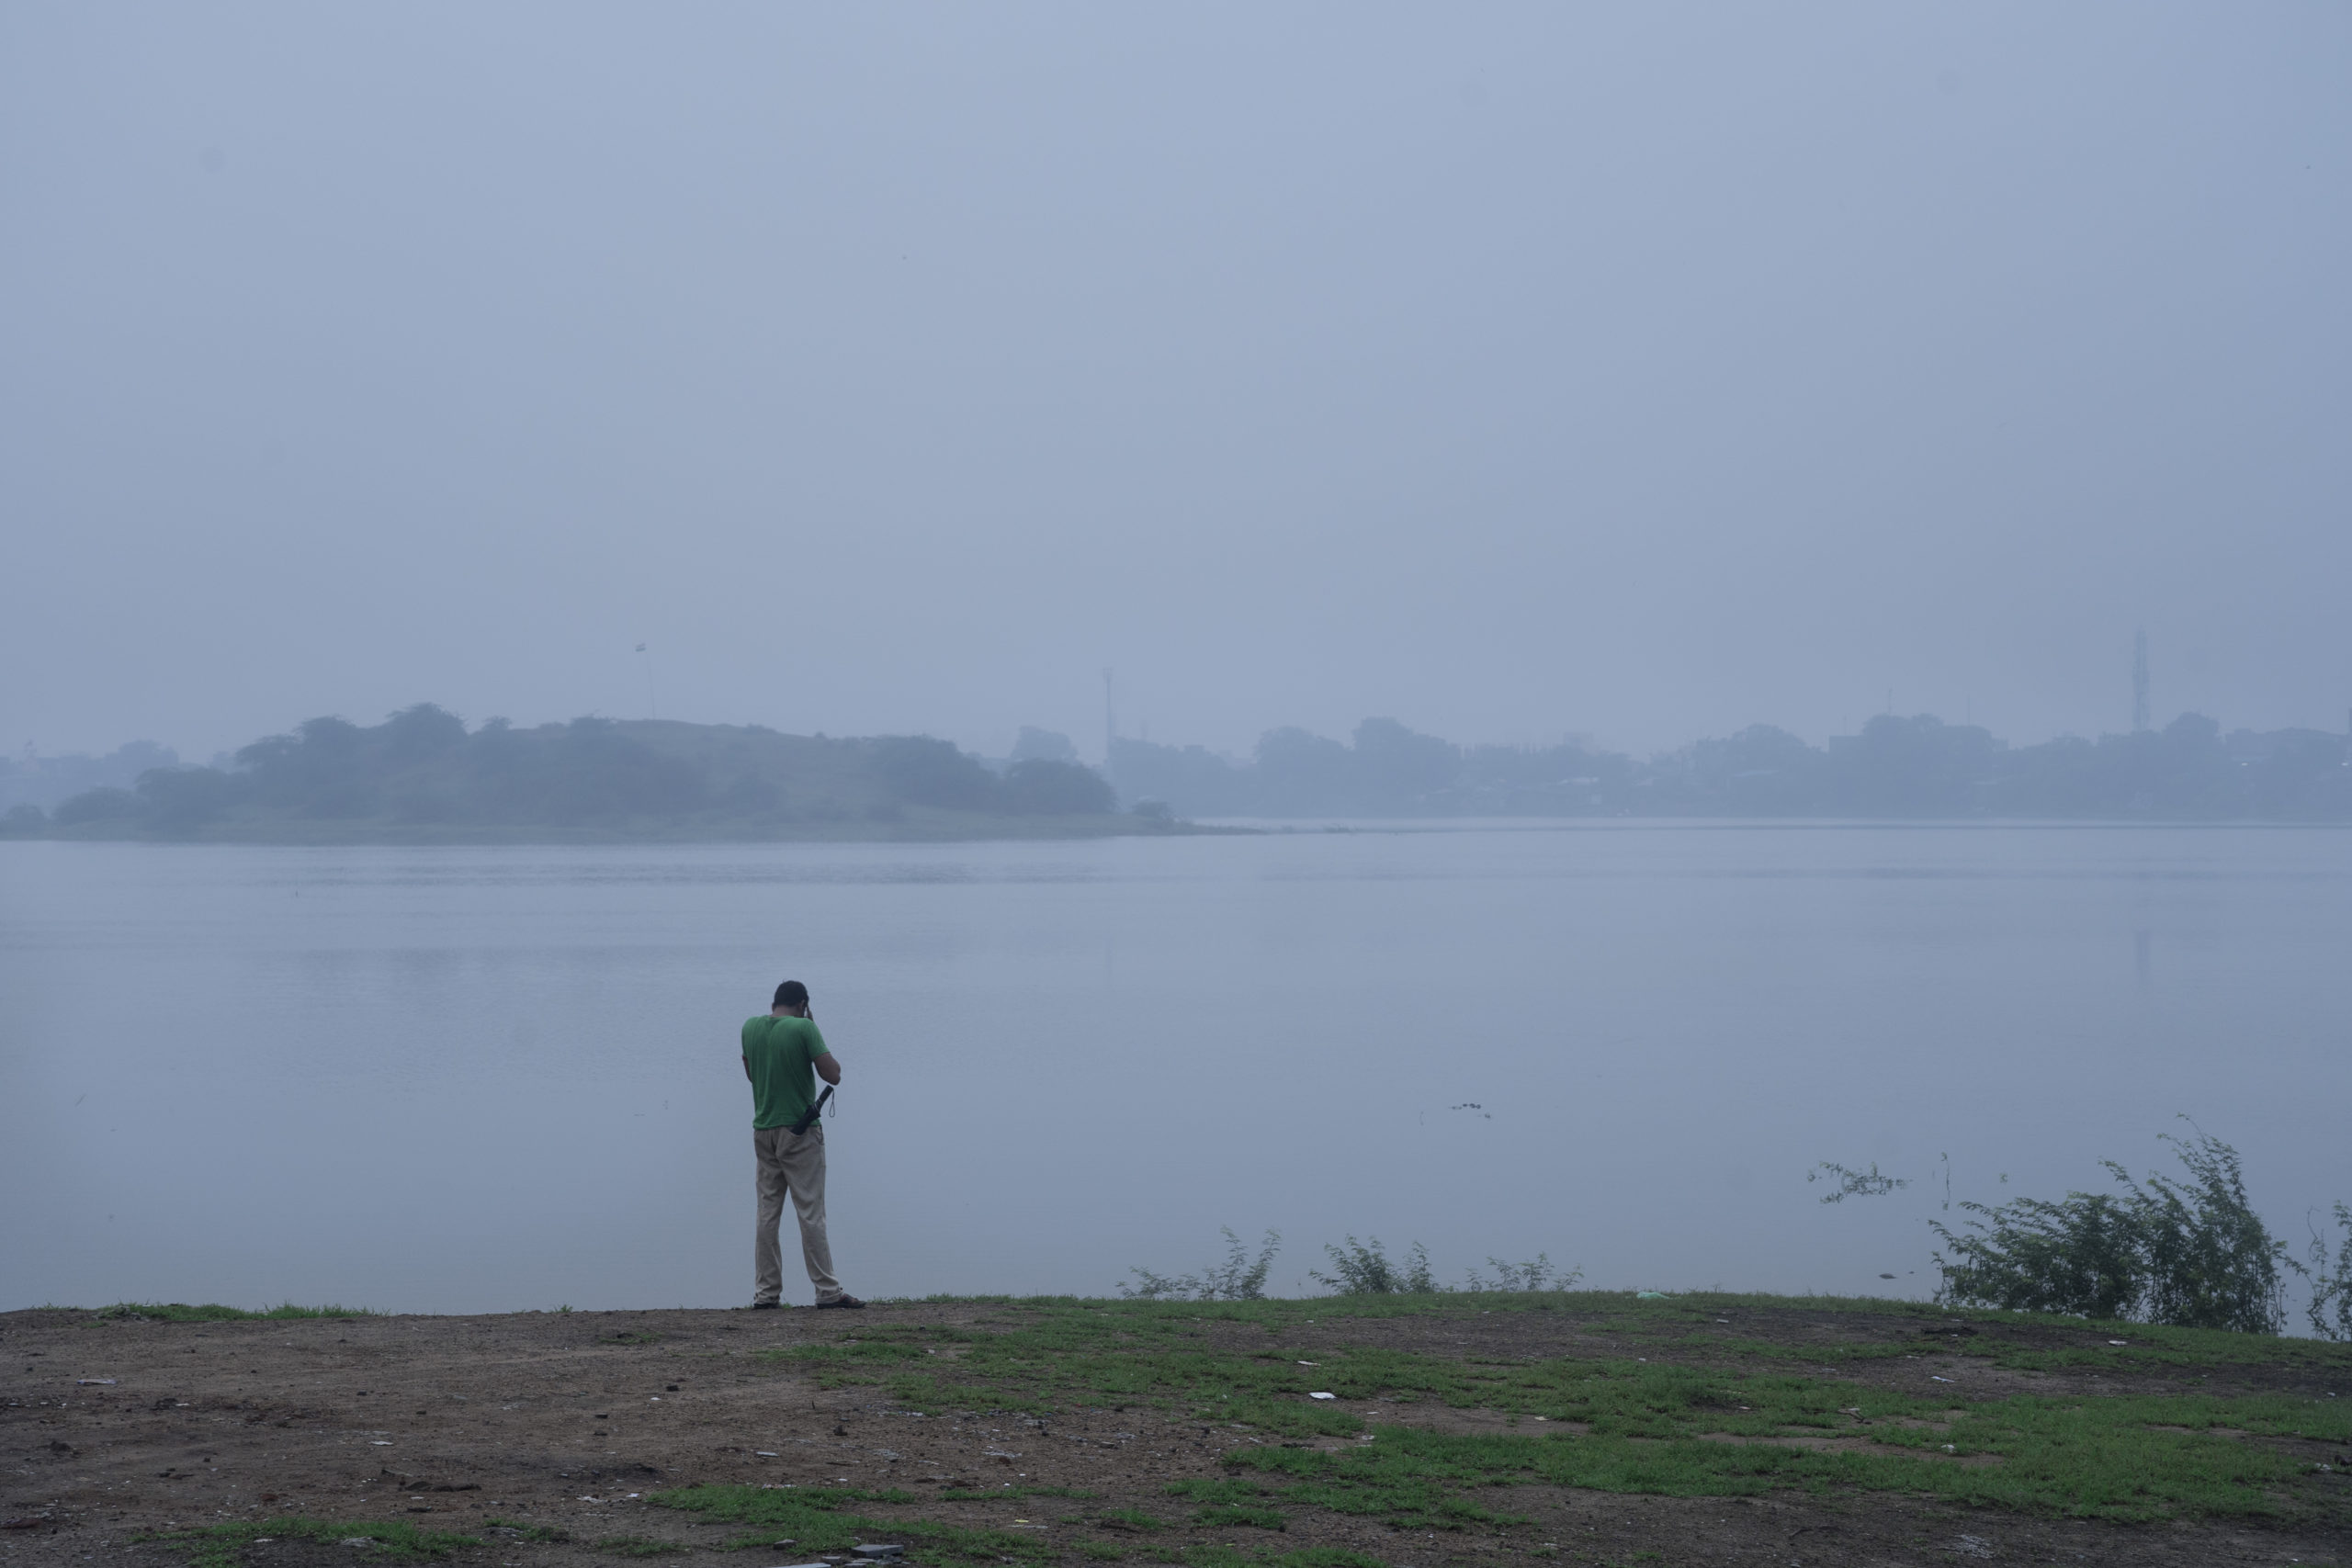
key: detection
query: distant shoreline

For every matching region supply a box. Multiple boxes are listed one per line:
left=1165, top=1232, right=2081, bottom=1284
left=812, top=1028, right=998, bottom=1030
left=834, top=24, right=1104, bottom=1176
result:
left=16, top=813, right=2347, bottom=847
left=27, top=811, right=1252, bottom=847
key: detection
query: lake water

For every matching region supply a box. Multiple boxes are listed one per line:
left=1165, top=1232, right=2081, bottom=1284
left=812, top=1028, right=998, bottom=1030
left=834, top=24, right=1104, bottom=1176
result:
left=3, top=825, right=2346, bottom=1316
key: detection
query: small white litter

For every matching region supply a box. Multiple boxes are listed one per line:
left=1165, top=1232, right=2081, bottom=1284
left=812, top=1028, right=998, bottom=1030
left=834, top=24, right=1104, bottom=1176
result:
left=76, top=1378, right=117, bottom=1386
left=1931, top=1375, right=1954, bottom=1383
left=1308, top=1393, right=1337, bottom=1401
left=2108, top=1340, right=2129, bottom=1347
left=756, top=1450, right=778, bottom=1458
left=1296, top=1360, right=1317, bottom=1367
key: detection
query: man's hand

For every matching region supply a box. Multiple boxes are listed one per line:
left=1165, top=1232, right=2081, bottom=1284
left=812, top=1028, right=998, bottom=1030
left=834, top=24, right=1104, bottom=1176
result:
left=816, top=1053, right=842, bottom=1087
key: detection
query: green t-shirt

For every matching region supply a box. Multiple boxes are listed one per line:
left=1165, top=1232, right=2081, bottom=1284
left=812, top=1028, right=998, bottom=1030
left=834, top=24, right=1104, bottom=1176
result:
left=741, top=1013, right=831, bottom=1131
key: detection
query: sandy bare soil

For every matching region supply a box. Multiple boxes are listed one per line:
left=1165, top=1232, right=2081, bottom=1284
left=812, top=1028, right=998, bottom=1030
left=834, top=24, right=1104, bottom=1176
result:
left=5, top=1303, right=2346, bottom=1568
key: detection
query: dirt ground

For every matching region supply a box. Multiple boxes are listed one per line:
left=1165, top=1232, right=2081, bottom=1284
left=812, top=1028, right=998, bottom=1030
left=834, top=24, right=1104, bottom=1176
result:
left=5, top=1303, right=2346, bottom=1568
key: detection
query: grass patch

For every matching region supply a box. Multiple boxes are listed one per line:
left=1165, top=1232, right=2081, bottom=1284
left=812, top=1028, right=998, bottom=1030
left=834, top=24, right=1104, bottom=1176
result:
left=1961, top=1317, right=2352, bottom=1375
left=1183, top=1551, right=1384, bottom=1568
left=94, top=1301, right=379, bottom=1322
left=1192, top=1506, right=1287, bottom=1530
left=1096, top=1507, right=1170, bottom=1532
left=759, top=1292, right=2350, bottom=1524
left=1168, top=1480, right=1273, bottom=1506
left=763, top=1300, right=1388, bottom=1421
left=137, top=1518, right=474, bottom=1567
left=1218, top=1389, right=2347, bottom=1523
left=650, top=1483, right=1051, bottom=1563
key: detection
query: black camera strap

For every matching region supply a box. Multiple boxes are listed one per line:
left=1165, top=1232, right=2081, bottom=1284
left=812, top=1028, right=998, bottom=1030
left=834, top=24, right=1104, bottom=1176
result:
left=788, top=1085, right=834, bottom=1135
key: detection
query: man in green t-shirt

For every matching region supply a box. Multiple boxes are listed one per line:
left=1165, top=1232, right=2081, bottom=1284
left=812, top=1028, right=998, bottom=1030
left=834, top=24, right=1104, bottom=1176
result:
left=741, top=980, right=862, bottom=1310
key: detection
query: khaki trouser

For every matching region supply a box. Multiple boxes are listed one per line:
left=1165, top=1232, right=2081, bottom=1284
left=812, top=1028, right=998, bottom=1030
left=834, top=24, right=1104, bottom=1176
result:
left=752, top=1122, right=843, bottom=1305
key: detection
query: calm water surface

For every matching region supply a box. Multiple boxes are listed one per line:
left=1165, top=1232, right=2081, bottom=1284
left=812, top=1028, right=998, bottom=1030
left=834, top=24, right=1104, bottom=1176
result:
left=4, top=826, right=2346, bottom=1314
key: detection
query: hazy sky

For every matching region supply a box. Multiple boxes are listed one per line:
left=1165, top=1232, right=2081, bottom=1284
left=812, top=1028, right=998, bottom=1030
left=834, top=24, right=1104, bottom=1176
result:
left=4, top=4, right=2346, bottom=762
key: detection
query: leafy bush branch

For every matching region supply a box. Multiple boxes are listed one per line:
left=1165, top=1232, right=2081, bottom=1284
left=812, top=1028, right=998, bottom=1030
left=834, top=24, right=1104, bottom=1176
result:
left=2307, top=1201, right=2352, bottom=1340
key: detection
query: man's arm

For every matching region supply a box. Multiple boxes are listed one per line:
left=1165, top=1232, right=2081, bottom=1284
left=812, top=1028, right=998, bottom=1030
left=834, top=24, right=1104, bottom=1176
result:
left=803, top=1018, right=842, bottom=1086
left=743, top=1055, right=753, bottom=1084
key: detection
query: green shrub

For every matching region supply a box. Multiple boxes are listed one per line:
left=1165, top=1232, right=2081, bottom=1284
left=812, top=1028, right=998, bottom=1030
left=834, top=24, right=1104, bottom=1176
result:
left=1121, top=1228, right=1281, bottom=1301
left=1931, top=1131, right=2295, bottom=1332
left=1460, top=1255, right=1580, bottom=1292
left=1308, top=1235, right=1436, bottom=1295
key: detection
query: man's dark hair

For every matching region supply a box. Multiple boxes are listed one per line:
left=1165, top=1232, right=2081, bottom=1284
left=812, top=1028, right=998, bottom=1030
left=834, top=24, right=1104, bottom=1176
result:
left=774, top=980, right=809, bottom=1009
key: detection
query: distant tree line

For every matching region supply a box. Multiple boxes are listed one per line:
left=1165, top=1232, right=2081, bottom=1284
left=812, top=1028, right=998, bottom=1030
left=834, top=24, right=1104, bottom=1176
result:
left=10, top=704, right=2348, bottom=841
left=5, top=705, right=1117, bottom=839
left=0, top=740, right=181, bottom=815
left=1109, top=712, right=2352, bottom=819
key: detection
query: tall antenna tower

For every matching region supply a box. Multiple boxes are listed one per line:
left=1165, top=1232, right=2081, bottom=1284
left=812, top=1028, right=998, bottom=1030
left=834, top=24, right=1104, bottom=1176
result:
left=2131, top=629, right=2150, bottom=734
